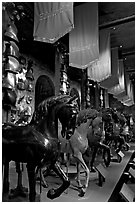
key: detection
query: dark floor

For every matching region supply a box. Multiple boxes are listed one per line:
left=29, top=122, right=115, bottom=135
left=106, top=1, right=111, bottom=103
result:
left=2, top=143, right=135, bottom=202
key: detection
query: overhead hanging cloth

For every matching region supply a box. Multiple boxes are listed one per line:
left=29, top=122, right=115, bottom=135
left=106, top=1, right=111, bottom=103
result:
left=100, top=47, right=119, bottom=88
left=126, top=72, right=134, bottom=101
left=117, top=91, right=127, bottom=101
left=88, top=29, right=111, bottom=81
left=33, top=2, right=74, bottom=43
left=121, top=72, right=134, bottom=105
left=116, top=71, right=134, bottom=103
left=123, top=100, right=134, bottom=106
left=108, top=59, right=125, bottom=95
left=69, top=3, right=99, bottom=69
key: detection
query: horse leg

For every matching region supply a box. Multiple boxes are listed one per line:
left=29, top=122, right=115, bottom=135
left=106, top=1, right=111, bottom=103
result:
left=47, top=161, right=70, bottom=200
left=27, top=163, right=36, bottom=202
left=41, top=168, right=48, bottom=188
left=9, top=162, right=28, bottom=198
left=100, top=143, right=111, bottom=167
left=74, top=152, right=90, bottom=197
left=76, top=162, right=83, bottom=188
left=36, top=168, right=48, bottom=188
left=90, top=146, right=98, bottom=172
left=115, top=136, right=125, bottom=152
left=3, top=161, right=9, bottom=195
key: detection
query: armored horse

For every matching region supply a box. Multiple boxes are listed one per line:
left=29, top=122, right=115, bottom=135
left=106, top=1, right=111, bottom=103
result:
left=2, top=94, right=78, bottom=201
left=102, top=108, right=127, bottom=153
left=58, top=108, right=111, bottom=197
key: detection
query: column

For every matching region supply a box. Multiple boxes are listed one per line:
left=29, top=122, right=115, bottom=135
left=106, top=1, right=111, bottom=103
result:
left=81, top=69, right=87, bottom=109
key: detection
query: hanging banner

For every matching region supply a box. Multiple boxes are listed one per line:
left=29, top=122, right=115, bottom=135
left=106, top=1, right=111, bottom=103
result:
left=108, top=59, right=125, bottom=95
left=126, top=73, right=134, bottom=101
left=123, top=100, right=134, bottom=106
left=88, top=29, right=111, bottom=81
left=117, top=71, right=134, bottom=103
left=100, top=47, right=119, bottom=88
left=69, top=3, right=99, bottom=69
left=33, top=2, right=74, bottom=43
left=117, top=91, right=127, bottom=101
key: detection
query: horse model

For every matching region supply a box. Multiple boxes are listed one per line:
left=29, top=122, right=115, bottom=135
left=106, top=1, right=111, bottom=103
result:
left=2, top=94, right=78, bottom=201
left=58, top=108, right=111, bottom=197
left=102, top=108, right=127, bottom=152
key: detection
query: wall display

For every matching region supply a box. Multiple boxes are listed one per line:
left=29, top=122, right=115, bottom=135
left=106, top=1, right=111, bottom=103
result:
left=3, top=24, right=35, bottom=123
left=2, top=19, right=19, bottom=115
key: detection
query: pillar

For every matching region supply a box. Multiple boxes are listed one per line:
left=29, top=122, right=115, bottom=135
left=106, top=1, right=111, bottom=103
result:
left=81, top=69, right=87, bottom=109
left=95, top=83, right=100, bottom=110
left=104, top=89, right=109, bottom=108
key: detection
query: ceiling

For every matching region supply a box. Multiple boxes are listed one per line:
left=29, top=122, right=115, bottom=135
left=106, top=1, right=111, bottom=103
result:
left=4, top=2, right=135, bottom=81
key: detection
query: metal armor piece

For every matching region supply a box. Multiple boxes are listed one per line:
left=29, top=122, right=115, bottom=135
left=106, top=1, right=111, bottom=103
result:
left=26, top=95, right=33, bottom=104
left=27, top=82, right=33, bottom=92
left=4, top=23, right=19, bottom=43
left=26, top=68, right=34, bottom=81
left=2, top=88, right=17, bottom=108
left=17, top=80, right=26, bottom=90
left=4, top=41, right=19, bottom=59
left=4, top=56, right=19, bottom=74
left=2, top=72, right=16, bottom=88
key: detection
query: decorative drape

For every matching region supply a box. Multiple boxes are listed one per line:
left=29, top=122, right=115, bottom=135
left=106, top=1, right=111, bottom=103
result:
left=100, top=47, right=119, bottom=88
left=126, top=73, right=134, bottom=101
left=33, top=2, right=74, bottom=43
left=108, top=59, right=125, bottom=95
left=121, top=73, right=134, bottom=106
left=117, top=71, right=134, bottom=105
left=88, top=29, right=111, bottom=81
left=69, top=3, right=99, bottom=69
left=117, top=91, right=126, bottom=100
left=123, top=100, right=134, bottom=106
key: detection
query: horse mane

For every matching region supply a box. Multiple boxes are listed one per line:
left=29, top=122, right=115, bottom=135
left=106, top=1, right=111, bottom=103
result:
left=32, top=95, right=73, bottom=123
left=76, top=108, right=98, bottom=126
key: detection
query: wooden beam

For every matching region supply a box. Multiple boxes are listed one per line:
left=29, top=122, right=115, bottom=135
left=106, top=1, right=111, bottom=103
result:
left=99, top=15, right=135, bottom=29
left=122, top=51, right=135, bottom=57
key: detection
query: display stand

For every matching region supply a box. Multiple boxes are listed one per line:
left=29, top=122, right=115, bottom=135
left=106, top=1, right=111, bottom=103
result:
left=128, top=161, right=135, bottom=170
left=116, top=150, right=125, bottom=163
left=125, top=143, right=130, bottom=151
left=95, top=163, right=108, bottom=187
left=129, top=167, right=135, bottom=179
left=119, top=183, right=135, bottom=202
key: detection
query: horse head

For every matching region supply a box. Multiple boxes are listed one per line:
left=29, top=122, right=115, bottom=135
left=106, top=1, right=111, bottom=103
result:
left=57, top=95, right=79, bottom=139
left=102, top=108, right=113, bottom=122
left=92, top=116, right=103, bottom=137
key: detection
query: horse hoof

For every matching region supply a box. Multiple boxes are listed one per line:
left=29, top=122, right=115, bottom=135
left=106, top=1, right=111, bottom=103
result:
left=47, top=188, right=62, bottom=200
left=9, top=186, right=28, bottom=199
left=47, top=188, right=56, bottom=200
left=78, top=188, right=85, bottom=197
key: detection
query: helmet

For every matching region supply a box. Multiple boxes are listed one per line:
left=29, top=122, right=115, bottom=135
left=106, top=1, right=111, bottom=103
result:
left=2, top=72, right=16, bottom=88
left=4, top=23, right=19, bottom=43
left=4, top=56, right=19, bottom=73
left=3, top=41, right=19, bottom=59
left=3, top=88, right=17, bottom=108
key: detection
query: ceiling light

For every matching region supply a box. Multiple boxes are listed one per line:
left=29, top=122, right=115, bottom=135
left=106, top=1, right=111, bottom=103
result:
left=120, top=45, right=122, bottom=48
